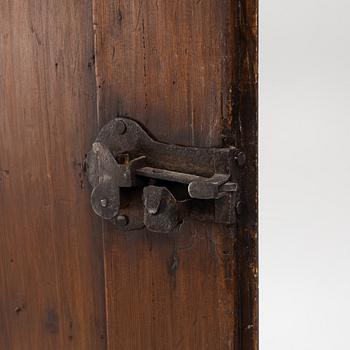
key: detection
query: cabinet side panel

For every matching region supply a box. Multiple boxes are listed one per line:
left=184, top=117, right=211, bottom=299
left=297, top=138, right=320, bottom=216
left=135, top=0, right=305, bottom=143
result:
left=233, top=1, right=258, bottom=348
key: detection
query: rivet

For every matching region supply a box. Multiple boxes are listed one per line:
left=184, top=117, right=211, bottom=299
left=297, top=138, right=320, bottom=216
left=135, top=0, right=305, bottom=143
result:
left=115, top=120, right=126, bottom=135
left=116, top=215, right=129, bottom=226
left=235, top=151, right=246, bottom=166
left=100, top=198, right=108, bottom=207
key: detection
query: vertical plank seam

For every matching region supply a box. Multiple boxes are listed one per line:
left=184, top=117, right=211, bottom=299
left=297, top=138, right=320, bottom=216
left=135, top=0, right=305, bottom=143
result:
left=91, top=0, right=108, bottom=348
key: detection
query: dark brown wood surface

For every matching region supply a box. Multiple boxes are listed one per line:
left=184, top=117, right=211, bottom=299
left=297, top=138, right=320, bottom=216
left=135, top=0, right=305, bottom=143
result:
left=233, top=1, right=258, bottom=348
left=93, top=1, right=258, bottom=349
left=0, top=1, right=106, bottom=349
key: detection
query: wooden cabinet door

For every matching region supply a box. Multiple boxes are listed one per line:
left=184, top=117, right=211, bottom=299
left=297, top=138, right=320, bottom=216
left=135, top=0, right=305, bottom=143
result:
left=1, top=1, right=257, bottom=349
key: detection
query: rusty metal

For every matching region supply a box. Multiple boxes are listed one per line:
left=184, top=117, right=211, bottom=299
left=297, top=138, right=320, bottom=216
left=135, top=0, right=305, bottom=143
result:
left=143, top=186, right=189, bottom=233
left=85, top=117, right=243, bottom=233
left=115, top=215, right=129, bottom=226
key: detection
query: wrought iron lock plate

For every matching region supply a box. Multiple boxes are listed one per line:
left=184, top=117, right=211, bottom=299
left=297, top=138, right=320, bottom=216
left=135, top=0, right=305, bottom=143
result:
left=84, top=117, right=244, bottom=233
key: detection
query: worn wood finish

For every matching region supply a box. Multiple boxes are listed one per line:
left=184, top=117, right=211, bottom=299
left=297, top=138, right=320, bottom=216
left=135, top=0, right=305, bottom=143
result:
left=0, top=1, right=106, bottom=349
left=233, top=1, right=258, bottom=349
left=94, top=1, right=257, bottom=349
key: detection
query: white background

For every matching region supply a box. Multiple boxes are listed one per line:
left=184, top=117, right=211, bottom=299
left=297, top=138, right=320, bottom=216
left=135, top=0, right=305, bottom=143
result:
left=260, top=0, right=350, bottom=348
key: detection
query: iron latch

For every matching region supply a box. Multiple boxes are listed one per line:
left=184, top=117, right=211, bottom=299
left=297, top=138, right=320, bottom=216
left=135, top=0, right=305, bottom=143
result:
left=84, top=117, right=244, bottom=233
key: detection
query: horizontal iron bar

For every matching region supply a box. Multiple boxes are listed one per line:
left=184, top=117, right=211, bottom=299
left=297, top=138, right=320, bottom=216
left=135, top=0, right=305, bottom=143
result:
left=135, top=167, right=238, bottom=192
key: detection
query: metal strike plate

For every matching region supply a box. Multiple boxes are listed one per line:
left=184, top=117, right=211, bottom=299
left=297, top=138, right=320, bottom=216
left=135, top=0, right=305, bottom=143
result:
left=84, top=117, right=244, bottom=233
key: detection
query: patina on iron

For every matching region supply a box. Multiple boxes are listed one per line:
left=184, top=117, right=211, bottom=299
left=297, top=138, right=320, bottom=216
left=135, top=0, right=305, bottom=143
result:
left=84, top=117, right=244, bottom=233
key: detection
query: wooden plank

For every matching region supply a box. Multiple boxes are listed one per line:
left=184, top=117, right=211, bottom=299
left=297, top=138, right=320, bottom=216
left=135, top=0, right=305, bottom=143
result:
left=233, top=1, right=258, bottom=349
left=0, top=1, right=106, bottom=348
left=93, top=1, right=257, bottom=349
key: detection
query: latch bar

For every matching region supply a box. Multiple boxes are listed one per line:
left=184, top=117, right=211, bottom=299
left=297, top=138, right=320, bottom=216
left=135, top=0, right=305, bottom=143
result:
left=135, top=167, right=238, bottom=195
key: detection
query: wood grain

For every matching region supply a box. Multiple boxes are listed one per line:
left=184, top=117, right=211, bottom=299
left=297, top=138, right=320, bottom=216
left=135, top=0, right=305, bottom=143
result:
left=0, top=1, right=106, bottom=349
left=233, top=1, right=258, bottom=348
left=93, top=1, right=257, bottom=349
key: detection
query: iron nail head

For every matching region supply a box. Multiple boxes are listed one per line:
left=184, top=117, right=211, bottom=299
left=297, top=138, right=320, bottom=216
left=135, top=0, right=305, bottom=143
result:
left=116, top=215, right=129, bottom=226
left=100, top=198, right=108, bottom=207
left=235, top=151, right=246, bottom=166
left=115, top=120, right=127, bottom=135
